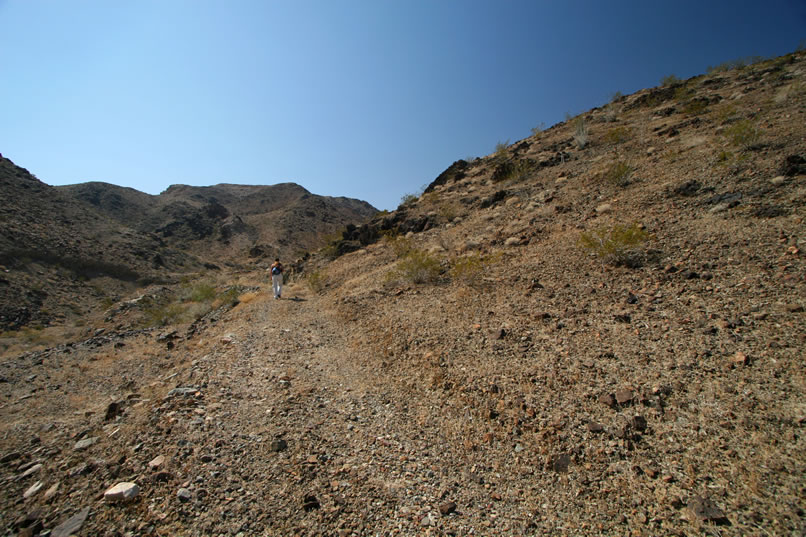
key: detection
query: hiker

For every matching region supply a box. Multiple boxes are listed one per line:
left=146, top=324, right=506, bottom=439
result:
left=269, top=258, right=284, bottom=299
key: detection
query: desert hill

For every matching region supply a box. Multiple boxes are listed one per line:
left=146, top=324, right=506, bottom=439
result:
left=0, top=51, right=804, bottom=536
left=0, top=159, right=210, bottom=332
left=57, top=181, right=377, bottom=263
left=0, top=164, right=376, bottom=333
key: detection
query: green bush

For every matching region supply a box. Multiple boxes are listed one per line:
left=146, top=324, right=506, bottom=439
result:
left=604, top=126, right=632, bottom=144
left=491, top=158, right=534, bottom=183
left=306, top=270, right=326, bottom=293
left=724, top=119, right=760, bottom=150
left=449, top=252, right=502, bottom=287
left=384, top=235, right=415, bottom=258
left=387, top=249, right=442, bottom=284
left=604, top=161, right=633, bottom=187
left=578, top=223, right=651, bottom=267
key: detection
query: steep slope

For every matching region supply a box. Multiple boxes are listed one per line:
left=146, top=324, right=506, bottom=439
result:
left=0, top=52, right=804, bottom=537
left=58, top=182, right=377, bottom=263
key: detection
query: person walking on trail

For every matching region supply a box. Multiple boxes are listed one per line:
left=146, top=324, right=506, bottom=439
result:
left=270, top=258, right=284, bottom=299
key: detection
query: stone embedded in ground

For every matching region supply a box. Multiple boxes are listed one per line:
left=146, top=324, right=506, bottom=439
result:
left=598, top=393, right=616, bottom=408
left=50, top=507, right=90, bottom=537
left=587, top=422, right=605, bottom=433
left=23, top=480, right=43, bottom=499
left=302, top=494, right=320, bottom=511
left=177, top=487, right=192, bottom=502
left=19, top=463, right=43, bottom=479
left=615, top=389, right=634, bottom=405
left=551, top=453, right=571, bottom=473
left=439, top=501, right=457, bottom=515
left=43, top=482, right=60, bottom=500
left=731, top=351, right=749, bottom=366
left=148, top=455, right=166, bottom=469
left=269, top=438, right=288, bottom=452
left=104, top=482, right=140, bottom=502
left=688, top=495, right=729, bottom=525
left=73, top=437, right=99, bottom=451
left=630, top=415, right=648, bottom=431
left=167, top=387, right=199, bottom=398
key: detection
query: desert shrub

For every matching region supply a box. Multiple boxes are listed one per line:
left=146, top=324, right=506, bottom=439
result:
left=384, top=235, right=415, bottom=258
left=578, top=223, right=651, bottom=267
left=724, top=119, right=760, bottom=150
left=143, top=302, right=188, bottom=327
left=387, top=249, right=442, bottom=284
left=661, top=74, right=681, bottom=86
left=604, top=161, right=633, bottom=187
left=306, top=270, right=326, bottom=293
left=494, top=140, right=510, bottom=159
left=604, top=126, right=632, bottom=144
left=190, top=282, right=216, bottom=302
left=573, top=117, right=589, bottom=149
left=682, top=98, right=709, bottom=115
left=491, top=158, right=534, bottom=183
left=706, top=56, right=766, bottom=73
left=450, top=252, right=501, bottom=287
left=530, top=123, right=545, bottom=137
left=438, top=202, right=460, bottom=222
left=399, top=192, right=419, bottom=207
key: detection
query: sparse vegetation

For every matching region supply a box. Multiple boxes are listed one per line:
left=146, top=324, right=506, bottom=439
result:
left=491, top=158, right=534, bottom=183
left=386, top=249, right=442, bottom=285
left=530, top=123, right=545, bottom=137
left=573, top=117, right=589, bottom=149
left=306, top=270, right=326, bottom=293
left=578, top=223, right=651, bottom=267
left=141, top=281, right=245, bottom=327
left=724, top=119, right=760, bottom=150
left=603, top=161, right=634, bottom=187
left=604, top=126, right=632, bottom=144
left=449, top=252, right=502, bottom=287
left=661, top=74, right=681, bottom=86
left=707, top=56, right=767, bottom=73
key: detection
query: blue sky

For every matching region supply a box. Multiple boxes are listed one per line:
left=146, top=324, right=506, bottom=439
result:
left=1, top=1, right=804, bottom=210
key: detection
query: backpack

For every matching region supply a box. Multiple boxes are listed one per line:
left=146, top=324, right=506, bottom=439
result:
left=271, top=265, right=282, bottom=275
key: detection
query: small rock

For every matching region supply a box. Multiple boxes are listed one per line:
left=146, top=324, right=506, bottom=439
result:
left=51, top=507, right=90, bottom=537
left=504, top=236, right=522, bottom=247
left=626, top=293, right=639, bottom=304
left=302, top=494, right=320, bottom=511
left=615, top=389, right=634, bottom=405
left=166, top=387, right=199, bottom=398
left=43, top=482, right=60, bottom=501
left=770, top=175, right=786, bottom=185
left=177, top=488, right=192, bottom=502
left=23, top=480, right=43, bottom=499
left=551, top=453, right=571, bottom=473
left=73, top=437, right=99, bottom=451
left=688, top=495, right=729, bottom=525
left=19, top=463, right=43, bottom=479
left=148, top=455, right=165, bottom=469
left=598, top=393, right=616, bottom=408
left=731, top=351, right=749, bottom=366
left=595, top=203, right=612, bottom=214
left=104, top=482, right=140, bottom=502
left=493, top=327, right=507, bottom=340
left=269, top=438, right=288, bottom=452
left=439, top=501, right=457, bottom=515
left=587, top=422, right=605, bottom=433
left=630, top=415, right=648, bottom=431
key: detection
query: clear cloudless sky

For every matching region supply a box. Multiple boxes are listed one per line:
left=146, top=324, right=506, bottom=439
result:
left=1, top=1, right=804, bottom=210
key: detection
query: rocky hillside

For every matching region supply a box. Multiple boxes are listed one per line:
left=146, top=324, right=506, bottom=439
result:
left=0, top=159, right=210, bottom=332
left=0, top=51, right=804, bottom=536
left=57, top=182, right=377, bottom=264
left=0, top=163, right=376, bottom=333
